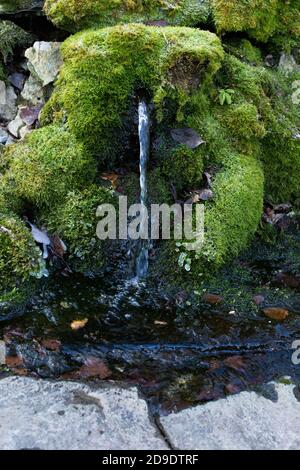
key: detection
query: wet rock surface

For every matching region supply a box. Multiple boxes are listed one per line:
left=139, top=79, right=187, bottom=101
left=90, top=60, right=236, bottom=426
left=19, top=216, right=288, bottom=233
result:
left=0, top=376, right=167, bottom=450
left=160, top=382, right=300, bottom=450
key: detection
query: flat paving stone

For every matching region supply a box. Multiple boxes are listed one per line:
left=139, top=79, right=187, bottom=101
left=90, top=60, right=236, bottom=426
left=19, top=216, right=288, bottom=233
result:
left=160, top=382, right=300, bottom=450
left=0, top=376, right=167, bottom=450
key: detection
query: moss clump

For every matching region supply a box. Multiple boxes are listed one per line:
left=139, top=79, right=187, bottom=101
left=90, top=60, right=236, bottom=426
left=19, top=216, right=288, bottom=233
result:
left=161, top=144, right=205, bottom=192
left=45, top=185, right=116, bottom=272
left=0, top=125, right=97, bottom=210
left=212, top=0, right=300, bottom=46
left=42, top=24, right=223, bottom=167
left=0, top=20, right=32, bottom=63
left=199, top=154, right=264, bottom=269
left=44, top=0, right=211, bottom=31
left=222, top=103, right=266, bottom=140
left=0, top=212, right=43, bottom=294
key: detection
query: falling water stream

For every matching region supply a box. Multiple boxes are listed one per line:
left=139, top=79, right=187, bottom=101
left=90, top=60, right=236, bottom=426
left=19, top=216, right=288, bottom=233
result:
left=136, top=100, right=150, bottom=279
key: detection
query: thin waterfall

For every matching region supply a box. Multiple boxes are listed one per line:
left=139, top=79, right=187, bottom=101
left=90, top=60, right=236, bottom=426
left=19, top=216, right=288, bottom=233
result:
left=136, top=100, right=150, bottom=278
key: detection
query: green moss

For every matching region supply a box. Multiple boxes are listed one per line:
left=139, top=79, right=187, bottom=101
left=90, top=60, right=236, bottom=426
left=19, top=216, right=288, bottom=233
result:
left=0, top=20, right=32, bottom=63
left=43, top=24, right=223, bottom=166
left=0, top=212, right=43, bottom=294
left=44, top=0, right=211, bottom=31
left=0, top=124, right=97, bottom=210
left=45, top=185, right=115, bottom=272
left=199, top=154, right=264, bottom=269
left=212, top=0, right=300, bottom=45
left=161, top=144, right=204, bottom=192
left=222, top=103, right=266, bottom=140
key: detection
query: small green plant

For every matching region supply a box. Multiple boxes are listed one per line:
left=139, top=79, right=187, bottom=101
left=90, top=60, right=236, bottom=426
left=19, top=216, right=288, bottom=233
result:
left=218, top=88, right=235, bottom=105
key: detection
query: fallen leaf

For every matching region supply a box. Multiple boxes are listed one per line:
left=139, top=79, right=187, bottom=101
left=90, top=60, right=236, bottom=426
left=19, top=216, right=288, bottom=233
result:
left=203, top=293, right=223, bottom=305
left=274, top=272, right=300, bottom=289
left=263, top=307, right=289, bottom=321
left=41, top=339, right=62, bottom=352
left=154, top=320, right=168, bottom=326
left=224, top=356, right=245, bottom=371
left=50, top=234, right=67, bottom=258
left=72, top=357, right=112, bottom=379
left=101, top=173, right=119, bottom=188
left=70, top=318, right=88, bottom=330
left=170, top=128, right=205, bottom=149
left=6, top=354, right=23, bottom=368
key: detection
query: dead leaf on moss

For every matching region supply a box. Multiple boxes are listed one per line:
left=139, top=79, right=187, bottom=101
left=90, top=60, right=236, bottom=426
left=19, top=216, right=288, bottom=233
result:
left=70, top=318, right=88, bottom=330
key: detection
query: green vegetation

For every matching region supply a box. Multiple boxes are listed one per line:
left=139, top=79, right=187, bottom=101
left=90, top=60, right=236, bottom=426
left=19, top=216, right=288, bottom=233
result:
left=44, top=0, right=211, bottom=31
left=1, top=11, right=299, bottom=297
left=0, top=19, right=32, bottom=62
left=0, top=213, right=43, bottom=293
left=45, top=185, right=115, bottom=271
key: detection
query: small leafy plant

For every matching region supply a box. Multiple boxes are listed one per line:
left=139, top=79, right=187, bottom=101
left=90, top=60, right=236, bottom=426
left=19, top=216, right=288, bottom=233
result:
left=218, top=88, right=235, bottom=105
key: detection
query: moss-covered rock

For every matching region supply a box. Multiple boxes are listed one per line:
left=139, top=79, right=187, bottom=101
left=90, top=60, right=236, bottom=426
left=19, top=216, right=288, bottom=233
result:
left=212, top=0, right=300, bottom=46
left=44, top=0, right=211, bottom=31
left=42, top=25, right=223, bottom=167
left=0, top=20, right=33, bottom=63
left=45, top=185, right=116, bottom=272
left=0, top=124, right=97, bottom=210
left=0, top=213, right=43, bottom=294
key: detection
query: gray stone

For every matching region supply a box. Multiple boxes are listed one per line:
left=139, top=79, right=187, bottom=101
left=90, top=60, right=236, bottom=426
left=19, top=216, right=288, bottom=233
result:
left=0, top=341, right=5, bottom=365
left=278, top=53, right=300, bottom=76
left=160, top=382, right=300, bottom=450
left=9, top=72, right=26, bottom=91
left=0, top=127, right=8, bottom=144
left=7, top=110, right=25, bottom=138
left=21, top=74, right=44, bottom=105
left=0, top=81, right=17, bottom=122
left=25, top=41, right=62, bottom=86
left=171, top=128, right=205, bottom=149
left=0, top=376, right=167, bottom=450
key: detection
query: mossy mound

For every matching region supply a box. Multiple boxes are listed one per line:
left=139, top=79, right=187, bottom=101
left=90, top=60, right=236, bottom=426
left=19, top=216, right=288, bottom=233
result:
left=0, top=125, right=97, bottom=210
left=45, top=185, right=116, bottom=272
left=0, top=19, right=33, bottom=63
left=44, top=0, right=300, bottom=49
left=44, top=0, right=211, bottom=31
left=212, top=0, right=300, bottom=47
left=0, top=213, right=43, bottom=293
left=42, top=25, right=223, bottom=166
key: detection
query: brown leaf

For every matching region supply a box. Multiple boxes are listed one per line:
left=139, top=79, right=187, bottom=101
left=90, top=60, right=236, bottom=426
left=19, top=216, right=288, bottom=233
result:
left=263, top=307, right=289, bottom=321
left=224, top=356, right=245, bottom=371
left=274, top=272, right=300, bottom=289
left=6, top=354, right=23, bottom=368
left=50, top=234, right=67, bottom=258
left=101, top=173, right=119, bottom=188
left=41, top=339, right=62, bottom=352
left=70, top=318, right=88, bottom=330
left=203, top=293, right=223, bottom=305
left=72, top=357, right=112, bottom=379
